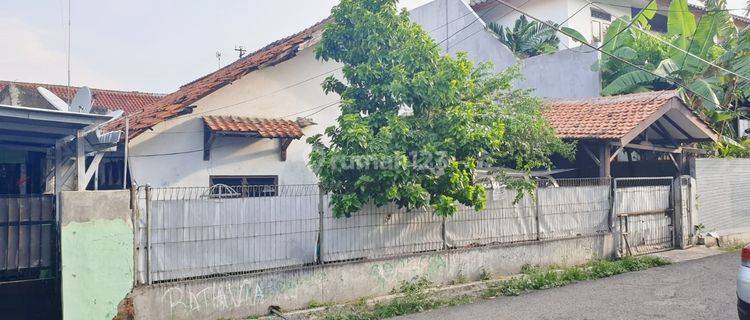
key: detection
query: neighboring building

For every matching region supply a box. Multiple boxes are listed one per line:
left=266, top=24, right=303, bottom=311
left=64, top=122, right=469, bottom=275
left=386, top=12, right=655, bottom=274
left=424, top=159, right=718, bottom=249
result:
left=0, top=81, right=163, bottom=192
left=471, top=0, right=750, bottom=48
left=120, top=0, right=602, bottom=189
left=0, top=80, right=164, bottom=115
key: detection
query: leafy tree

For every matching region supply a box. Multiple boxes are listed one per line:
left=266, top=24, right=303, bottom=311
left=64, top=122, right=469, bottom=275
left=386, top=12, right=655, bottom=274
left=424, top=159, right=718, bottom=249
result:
left=600, top=0, right=750, bottom=138
left=309, top=0, right=573, bottom=218
left=488, top=16, right=586, bottom=58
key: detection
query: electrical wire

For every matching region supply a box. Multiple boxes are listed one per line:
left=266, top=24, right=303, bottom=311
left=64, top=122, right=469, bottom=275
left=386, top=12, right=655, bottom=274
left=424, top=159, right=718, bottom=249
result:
left=583, top=1, right=750, bottom=99
left=131, top=0, right=599, bottom=142
left=592, top=2, right=750, bottom=14
left=490, top=0, right=728, bottom=108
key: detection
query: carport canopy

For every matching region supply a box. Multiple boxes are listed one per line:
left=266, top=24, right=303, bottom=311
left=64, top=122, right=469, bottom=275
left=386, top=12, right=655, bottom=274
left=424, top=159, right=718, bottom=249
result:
left=0, top=104, right=112, bottom=151
left=0, top=104, right=117, bottom=191
left=543, top=91, right=719, bottom=177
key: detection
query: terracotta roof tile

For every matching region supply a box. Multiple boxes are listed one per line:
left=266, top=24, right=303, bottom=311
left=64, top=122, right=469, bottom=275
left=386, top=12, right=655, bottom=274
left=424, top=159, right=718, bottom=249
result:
left=0, top=80, right=164, bottom=114
left=116, top=18, right=331, bottom=139
left=204, top=115, right=303, bottom=139
left=543, top=91, right=678, bottom=140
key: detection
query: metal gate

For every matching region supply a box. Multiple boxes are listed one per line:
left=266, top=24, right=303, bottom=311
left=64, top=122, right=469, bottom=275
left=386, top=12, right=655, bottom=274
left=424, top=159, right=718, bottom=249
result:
left=613, top=177, right=675, bottom=256
left=0, top=195, right=60, bottom=319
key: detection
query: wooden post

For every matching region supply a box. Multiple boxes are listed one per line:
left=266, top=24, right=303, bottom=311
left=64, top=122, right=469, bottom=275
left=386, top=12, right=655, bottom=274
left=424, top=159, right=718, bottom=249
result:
left=599, top=143, right=612, bottom=178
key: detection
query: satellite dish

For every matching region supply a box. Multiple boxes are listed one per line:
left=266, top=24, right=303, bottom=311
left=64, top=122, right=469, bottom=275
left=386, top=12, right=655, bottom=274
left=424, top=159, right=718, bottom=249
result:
left=70, top=86, right=93, bottom=113
left=37, top=87, right=69, bottom=111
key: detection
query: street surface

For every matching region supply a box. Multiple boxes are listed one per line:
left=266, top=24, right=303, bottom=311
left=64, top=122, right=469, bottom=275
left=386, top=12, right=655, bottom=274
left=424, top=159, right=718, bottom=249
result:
left=397, top=252, right=738, bottom=320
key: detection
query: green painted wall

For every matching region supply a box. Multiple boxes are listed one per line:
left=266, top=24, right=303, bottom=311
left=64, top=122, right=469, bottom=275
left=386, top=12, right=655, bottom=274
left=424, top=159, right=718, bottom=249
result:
left=61, top=219, right=133, bottom=320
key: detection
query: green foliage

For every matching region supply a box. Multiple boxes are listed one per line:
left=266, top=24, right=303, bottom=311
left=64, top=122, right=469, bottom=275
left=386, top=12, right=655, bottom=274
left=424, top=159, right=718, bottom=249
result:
left=484, top=256, right=671, bottom=297
left=711, top=137, right=750, bottom=157
left=319, top=257, right=669, bottom=319
left=600, top=0, right=750, bottom=143
left=487, top=16, right=584, bottom=58
left=322, top=277, right=472, bottom=320
left=487, top=16, right=559, bottom=58
left=478, top=268, right=492, bottom=281
left=310, top=0, right=572, bottom=217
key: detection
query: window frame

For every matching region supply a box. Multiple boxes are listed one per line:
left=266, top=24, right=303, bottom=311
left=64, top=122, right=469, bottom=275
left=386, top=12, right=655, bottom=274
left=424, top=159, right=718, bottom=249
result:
left=208, top=175, right=279, bottom=198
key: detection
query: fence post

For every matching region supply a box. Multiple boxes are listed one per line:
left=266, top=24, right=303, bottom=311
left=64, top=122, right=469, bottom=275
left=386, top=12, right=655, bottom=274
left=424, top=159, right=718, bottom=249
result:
left=534, top=185, right=541, bottom=241
left=441, top=217, right=447, bottom=250
left=130, top=186, right=138, bottom=286
left=610, top=178, right=621, bottom=258
left=316, top=185, right=324, bottom=264
left=145, top=185, right=152, bottom=285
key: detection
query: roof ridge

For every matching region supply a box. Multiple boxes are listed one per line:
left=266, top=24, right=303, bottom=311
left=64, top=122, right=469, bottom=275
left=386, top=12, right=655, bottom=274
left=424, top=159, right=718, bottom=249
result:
left=178, top=17, right=332, bottom=90
left=0, top=80, right=166, bottom=96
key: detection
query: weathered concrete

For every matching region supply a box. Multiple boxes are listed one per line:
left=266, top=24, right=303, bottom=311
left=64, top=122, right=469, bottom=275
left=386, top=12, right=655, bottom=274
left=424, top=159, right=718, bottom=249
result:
left=518, top=48, right=602, bottom=98
left=409, top=0, right=601, bottom=99
left=131, top=234, right=614, bottom=319
left=397, top=253, right=738, bottom=320
left=60, top=190, right=134, bottom=320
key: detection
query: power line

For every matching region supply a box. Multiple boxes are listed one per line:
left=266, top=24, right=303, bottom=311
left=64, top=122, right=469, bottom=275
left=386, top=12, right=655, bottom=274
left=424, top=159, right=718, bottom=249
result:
left=131, top=4, right=506, bottom=123
left=491, top=0, right=726, bottom=108
left=592, top=2, right=750, bottom=14
left=597, top=0, right=657, bottom=50
left=586, top=2, right=750, bottom=89
left=437, top=0, right=531, bottom=47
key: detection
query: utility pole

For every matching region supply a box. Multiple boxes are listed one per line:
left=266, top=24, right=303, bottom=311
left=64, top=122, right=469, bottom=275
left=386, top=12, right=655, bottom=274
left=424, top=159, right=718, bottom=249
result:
left=235, top=45, right=247, bottom=59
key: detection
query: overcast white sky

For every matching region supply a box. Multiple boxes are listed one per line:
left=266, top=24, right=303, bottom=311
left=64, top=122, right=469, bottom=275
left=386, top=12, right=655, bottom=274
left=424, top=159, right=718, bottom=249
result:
left=0, top=0, right=747, bottom=94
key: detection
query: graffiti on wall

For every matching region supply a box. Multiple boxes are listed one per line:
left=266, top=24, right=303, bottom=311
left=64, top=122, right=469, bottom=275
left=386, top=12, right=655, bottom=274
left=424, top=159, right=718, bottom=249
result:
left=160, top=270, right=325, bottom=318
left=157, top=255, right=448, bottom=319
left=368, top=255, right=446, bottom=289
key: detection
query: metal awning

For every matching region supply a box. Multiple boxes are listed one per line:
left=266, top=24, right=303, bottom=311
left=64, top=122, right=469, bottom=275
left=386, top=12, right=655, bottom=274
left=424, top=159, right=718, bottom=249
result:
left=0, top=104, right=112, bottom=150
left=0, top=104, right=120, bottom=191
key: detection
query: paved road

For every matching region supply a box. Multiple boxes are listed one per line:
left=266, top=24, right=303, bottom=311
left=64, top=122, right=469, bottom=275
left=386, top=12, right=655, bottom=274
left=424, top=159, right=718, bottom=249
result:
left=397, top=253, right=739, bottom=320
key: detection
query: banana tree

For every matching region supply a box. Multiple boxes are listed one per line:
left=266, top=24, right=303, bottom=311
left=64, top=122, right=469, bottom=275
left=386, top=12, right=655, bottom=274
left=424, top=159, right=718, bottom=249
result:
left=600, top=0, right=750, bottom=138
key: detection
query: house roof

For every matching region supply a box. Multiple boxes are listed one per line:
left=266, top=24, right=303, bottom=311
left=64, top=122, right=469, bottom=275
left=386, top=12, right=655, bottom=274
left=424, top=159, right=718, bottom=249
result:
left=543, top=91, right=678, bottom=140
left=204, top=115, right=304, bottom=139
left=543, top=90, right=717, bottom=144
left=117, top=18, right=330, bottom=139
left=0, top=81, right=164, bottom=114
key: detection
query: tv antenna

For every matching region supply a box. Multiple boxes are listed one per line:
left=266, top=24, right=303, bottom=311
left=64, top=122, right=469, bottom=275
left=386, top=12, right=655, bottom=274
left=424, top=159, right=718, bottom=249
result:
left=235, top=45, right=246, bottom=58
left=215, top=51, right=222, bottom=68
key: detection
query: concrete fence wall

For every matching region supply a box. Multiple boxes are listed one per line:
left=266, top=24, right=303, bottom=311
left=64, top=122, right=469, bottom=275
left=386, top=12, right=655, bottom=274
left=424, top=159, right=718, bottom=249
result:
left=130, top=234, right=615, bottom=320
left=60, top=190, right=134, bottom=320
left=693, top=158, right=750, bottom=238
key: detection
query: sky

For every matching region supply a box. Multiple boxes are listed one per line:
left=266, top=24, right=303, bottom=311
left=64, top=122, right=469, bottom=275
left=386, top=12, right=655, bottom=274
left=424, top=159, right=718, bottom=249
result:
left=1, top=0, right=747, bottom=94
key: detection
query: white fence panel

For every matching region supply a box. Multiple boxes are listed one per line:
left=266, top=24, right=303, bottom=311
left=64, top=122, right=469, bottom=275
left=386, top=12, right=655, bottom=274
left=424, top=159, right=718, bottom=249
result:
left=538, top=185, right=610, bottom=240
left=321, top=200, right=443, bottom=262
left=615, top=186, right=671, bottom=214
left=143, top=186, right=318, bottom=282
left=694, top=159, right=750, bottom=233
left=445, top=189, right=536, bottom=247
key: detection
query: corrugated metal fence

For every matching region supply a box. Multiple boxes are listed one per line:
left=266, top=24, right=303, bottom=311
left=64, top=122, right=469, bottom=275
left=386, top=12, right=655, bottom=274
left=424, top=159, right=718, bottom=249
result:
left=135, top=178, right=680, bottom=284
left=694, top=158, right=750, bottom=233
left=0, top=195, right=56, bottom=281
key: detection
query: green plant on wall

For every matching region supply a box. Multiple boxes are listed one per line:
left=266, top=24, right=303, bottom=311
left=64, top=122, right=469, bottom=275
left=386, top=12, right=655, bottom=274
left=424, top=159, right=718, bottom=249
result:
left=308, top=0, right=573, bottom=218
left=600, top=0, right=750, bottom=141
left=487, top=15, right=586, bottom=58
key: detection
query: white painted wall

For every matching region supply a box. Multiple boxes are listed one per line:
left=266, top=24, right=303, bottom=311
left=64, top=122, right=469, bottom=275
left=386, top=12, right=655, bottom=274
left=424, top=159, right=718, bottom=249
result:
left=129, top=0, right=602, bottom=188
left=128, top=48, right=343, bottom=187
left=478, top=0, right=632, bottom=48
